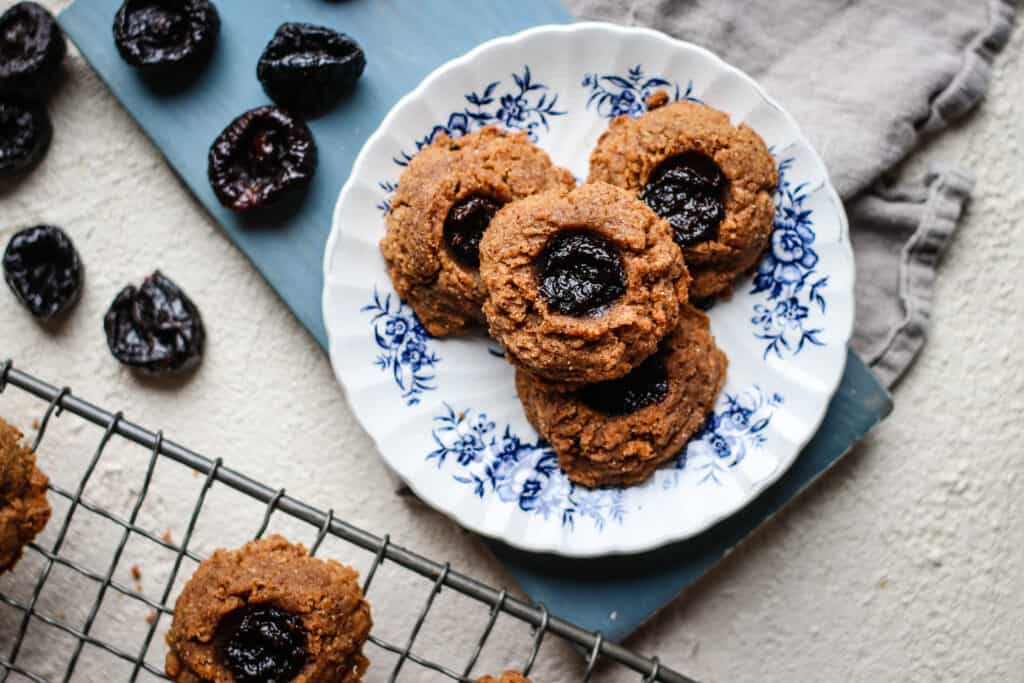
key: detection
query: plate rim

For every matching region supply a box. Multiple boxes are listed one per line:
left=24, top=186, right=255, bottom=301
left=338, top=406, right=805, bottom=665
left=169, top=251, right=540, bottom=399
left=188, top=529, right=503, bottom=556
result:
left=323, top=21, right=854, bottom=557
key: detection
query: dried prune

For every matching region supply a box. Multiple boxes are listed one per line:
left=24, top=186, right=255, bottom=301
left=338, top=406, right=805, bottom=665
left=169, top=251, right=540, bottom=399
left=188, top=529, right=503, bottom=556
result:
left=3, top=225, right=82, bottom=320
left=0, top=2, right=66, bottom=99
left=580, top=353, right=669, bottom=416
left=641, top=152, right=726, bottom=248
left=537, top=230, right=626, bottom=316
left=104, top=271, right=204, bottom=374
left=444, top=195, right=503, bottom=268
left=0, top=99, right=50, bottom=175
left=113, top=0, right=220, bottom=76
left=208, top=106, right=317, bottom=212
left=257, top=22, right=366, bottom=115
left=215, top=604, right=307, bottom=683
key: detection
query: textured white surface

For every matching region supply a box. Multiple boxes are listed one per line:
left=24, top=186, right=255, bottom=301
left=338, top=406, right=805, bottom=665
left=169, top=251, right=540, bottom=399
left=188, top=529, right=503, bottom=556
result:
left=1, top=1, right=1022, bottom=681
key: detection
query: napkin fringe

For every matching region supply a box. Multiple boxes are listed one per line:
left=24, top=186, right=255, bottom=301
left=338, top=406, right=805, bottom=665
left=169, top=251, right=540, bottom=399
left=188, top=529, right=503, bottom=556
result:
left=867, top=166, right=974, bottom=386
left=925, top=0, right=1017, bottom=132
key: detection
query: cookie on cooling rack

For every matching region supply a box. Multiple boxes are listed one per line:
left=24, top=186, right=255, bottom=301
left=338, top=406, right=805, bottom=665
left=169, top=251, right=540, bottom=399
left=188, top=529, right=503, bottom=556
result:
left=165, top=535, right=372, bottom=683
left=588, top=97, right=777, bottom=300
left=479, top=181, right=689, bottom=387
left=477, top=673, right=532, bottom=683
left=0, top=417, right=51, bottom=574
left=517, top=305, right=727, bottom=488
left=380, top=126, right=575, bottom=337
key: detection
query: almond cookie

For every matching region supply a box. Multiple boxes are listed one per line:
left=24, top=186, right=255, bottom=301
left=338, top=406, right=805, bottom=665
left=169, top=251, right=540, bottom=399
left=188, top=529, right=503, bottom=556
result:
left=480, top=182, right=688, bottom=387
left=517, top=305, right=727, bottom=488
left=0, top=417, right=51, bottom=574
left=589, top=99, right=777, bottom=300
left=165, top=535, right=371, bottom=683
left=381, top=126, right=575, bottom=336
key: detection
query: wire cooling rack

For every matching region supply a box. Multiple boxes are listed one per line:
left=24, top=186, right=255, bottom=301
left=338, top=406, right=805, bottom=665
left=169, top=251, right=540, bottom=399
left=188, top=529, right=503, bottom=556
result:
left=0, top=360, right=695, bottom=683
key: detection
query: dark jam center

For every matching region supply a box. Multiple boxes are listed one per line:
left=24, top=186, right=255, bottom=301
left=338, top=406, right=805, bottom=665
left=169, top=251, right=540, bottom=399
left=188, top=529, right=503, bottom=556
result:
left=641, top=152, right=727, bottom=248
left=537, top=231, right=626, bottom=316
left=443, top=195, right=503, bottom=268
left=215, top=604, right=307, bottom=683
left=580, top=354, right=669, bottom=416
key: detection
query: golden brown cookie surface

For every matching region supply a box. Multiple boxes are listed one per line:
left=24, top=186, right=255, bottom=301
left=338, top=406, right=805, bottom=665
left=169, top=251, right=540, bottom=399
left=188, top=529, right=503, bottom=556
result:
left=0, top=418, right=51, bottom=574
left=165, top=535, right=372, bottom=683
left=588, top=100, right=777, bottom=299
left=517, top=305, right=727, bottom=488
left=480, top=182, right=688, bottom=387
left=380, top=126, right=574, bottom=337
left=476, top=672, right=532, bottom=683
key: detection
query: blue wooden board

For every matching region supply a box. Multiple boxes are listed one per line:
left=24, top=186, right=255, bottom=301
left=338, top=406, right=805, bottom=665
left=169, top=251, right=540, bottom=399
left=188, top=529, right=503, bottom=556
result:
left=59, top=0, right=892, bottom=644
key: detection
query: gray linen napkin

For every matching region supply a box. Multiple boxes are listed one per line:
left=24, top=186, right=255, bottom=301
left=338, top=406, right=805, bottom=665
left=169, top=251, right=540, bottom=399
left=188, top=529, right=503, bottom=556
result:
left=566, top=0, right=1016, bottom=386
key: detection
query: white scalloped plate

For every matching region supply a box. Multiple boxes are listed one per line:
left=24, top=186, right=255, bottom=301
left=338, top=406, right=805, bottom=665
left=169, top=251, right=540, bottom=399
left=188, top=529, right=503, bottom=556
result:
left=323, top=22, right=853, bottom=557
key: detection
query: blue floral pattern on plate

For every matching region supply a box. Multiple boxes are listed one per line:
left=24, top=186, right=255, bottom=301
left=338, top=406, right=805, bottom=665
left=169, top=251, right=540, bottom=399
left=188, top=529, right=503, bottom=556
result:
left=673, top=386, right=783, bottom=486
left=751, top=157, right=829, bottom=359
left=425, top=385, right=782, bottom=531
left=361, top=288, right=440, bottom=406
left=376, top=66, right=565, bottom=216
left=427, top=404, right=626, bottom=530
left=582, top=64, right=699, bottom=119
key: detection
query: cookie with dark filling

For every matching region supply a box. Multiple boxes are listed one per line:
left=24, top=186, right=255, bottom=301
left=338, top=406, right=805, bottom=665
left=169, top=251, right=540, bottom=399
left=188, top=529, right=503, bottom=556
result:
left=381, top=126, right=575, bottom=336
left=589, top=99, right=777, bottom=299
left=517, top=305, right=727, bottom=488
left=480, top=182, right=689, bottom=387
left=165, top=535, right=371, bottom=682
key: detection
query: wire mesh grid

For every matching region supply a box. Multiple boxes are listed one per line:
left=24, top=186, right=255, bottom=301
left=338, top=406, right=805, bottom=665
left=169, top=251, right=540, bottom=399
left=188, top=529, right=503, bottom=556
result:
left=0, top=360, right=695, bottom=683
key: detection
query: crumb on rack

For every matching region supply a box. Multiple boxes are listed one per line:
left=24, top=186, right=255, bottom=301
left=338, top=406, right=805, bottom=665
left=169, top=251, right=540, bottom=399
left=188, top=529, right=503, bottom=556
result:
left=146, top=610, right=156, bottom=625
left=162, top=530, right=174, bottom=544
left=131, top=564, right=142, bottom=581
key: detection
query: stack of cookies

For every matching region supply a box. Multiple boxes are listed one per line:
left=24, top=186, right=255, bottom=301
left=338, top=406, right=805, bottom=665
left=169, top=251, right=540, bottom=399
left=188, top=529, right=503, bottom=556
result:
left=381, top=95, right=777, bottom=488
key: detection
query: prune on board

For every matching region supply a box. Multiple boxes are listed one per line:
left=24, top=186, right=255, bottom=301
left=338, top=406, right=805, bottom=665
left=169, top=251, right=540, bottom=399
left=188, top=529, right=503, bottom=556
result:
left=257, top=22, right=365, bottom=115
left=579, top=353, right=669, bottom=416
left=208, top=105, right=317, bottom=212
left=536, top=230, right=626, bottom=316
left=104, top=270, right=205, bottom=374
left=113, top=0, right=220, bottom=76
left=0, top=99, right=51, bottom=176
left=443, top=194, right=503, bottom=268
left=3, top=225, right=82, bottom=320
left=641, top=151, right=727, bottom=248
left=215, top=604, right=307, bottom=683
left=0, top=2, right=66, bottom=99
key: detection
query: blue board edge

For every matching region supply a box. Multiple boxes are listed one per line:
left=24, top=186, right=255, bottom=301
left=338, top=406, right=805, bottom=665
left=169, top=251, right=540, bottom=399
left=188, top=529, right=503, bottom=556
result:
left=58, top=0, right=893, bottom=643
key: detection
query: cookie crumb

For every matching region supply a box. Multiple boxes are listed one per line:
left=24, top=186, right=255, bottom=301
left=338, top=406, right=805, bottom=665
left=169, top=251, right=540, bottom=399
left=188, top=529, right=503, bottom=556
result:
left=646, top=89, right=669, bottom=110
left=31, top=419, right=40, bottom=430
left=146, top=610, right=156, bottom=625
left=162, top=530, right=174, bottom=544
left=131, top=564, right=142, bottom=580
